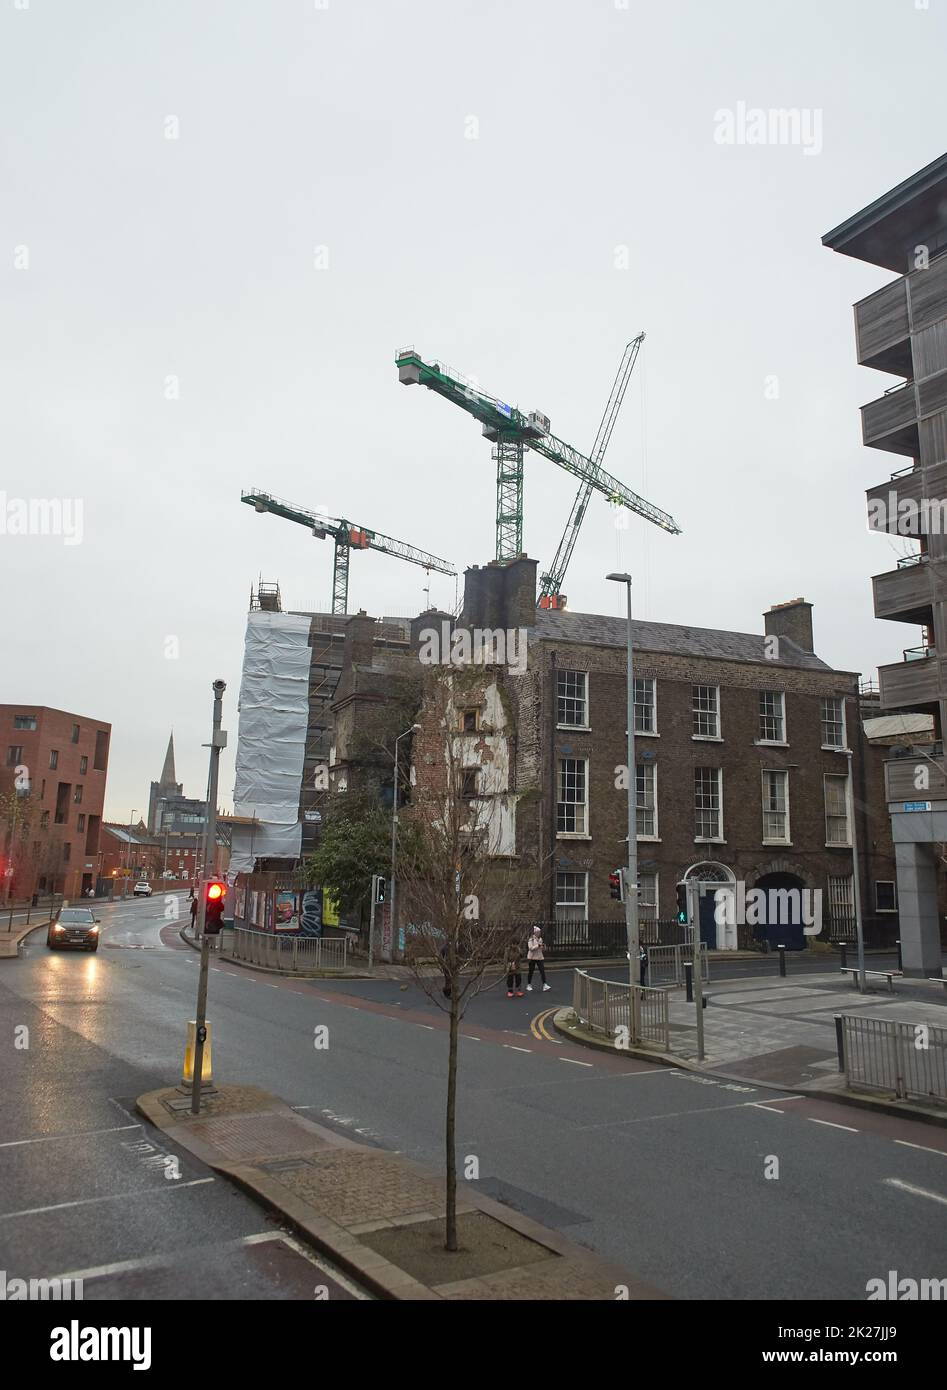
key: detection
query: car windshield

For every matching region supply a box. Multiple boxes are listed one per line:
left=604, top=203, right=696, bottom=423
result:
left=59, top=908, right=94, bottom=924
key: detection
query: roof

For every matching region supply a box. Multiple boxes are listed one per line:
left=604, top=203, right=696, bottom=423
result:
left=864, top=712, right=935, bottom=741
left=822, top=153, right=947, bottom=271
left=533, top=610, right=835, bottom=672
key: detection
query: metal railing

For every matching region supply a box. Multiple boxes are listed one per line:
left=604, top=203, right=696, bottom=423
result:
left=225, top=926, right=348, bottom=973
left=840, top=1014, right=947, bottom=1105
left=646, top=944, right=710, bottom=987
left=572, top=968, right=670, bottom=1050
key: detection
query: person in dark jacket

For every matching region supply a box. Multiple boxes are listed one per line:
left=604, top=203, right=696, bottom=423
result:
left=506, top=950, right=524, bottom=998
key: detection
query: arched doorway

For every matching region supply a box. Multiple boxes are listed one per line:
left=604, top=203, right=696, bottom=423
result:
left=752, top=871, right=809, bottom=950
left=684, top=861, right=736, bottom=950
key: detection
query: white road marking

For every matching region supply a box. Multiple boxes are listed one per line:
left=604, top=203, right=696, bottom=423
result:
left=416, top=1024, right=434, bottom=1030
left=464, top=1035, right=481, bottom=1041
left=50, top=1231, right=370, bottom=1298
left=0, top=1177, right=214, bottom=1221
left=750, top=1104, right=785, bottom=1114
left=884, top=1178, right=947, bottom=1208
left=504, top=1045, right=532, bottom=1054
left=808, top=1118, right=859, bottom=1132
left=894, top=1140, right=947, bottom=1158
left=617, top=1068, right=670, bottom=1076
left=558, top=1057, right=593, bottom=1067
left=0, top=1123, right=141, bottom=1150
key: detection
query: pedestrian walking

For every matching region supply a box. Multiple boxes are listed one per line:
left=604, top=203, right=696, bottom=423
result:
left=526, top=927, right=549, bottom=991
left=506, top=949, right=524, bottom=998
left=189, top=896, right=198, bottom=928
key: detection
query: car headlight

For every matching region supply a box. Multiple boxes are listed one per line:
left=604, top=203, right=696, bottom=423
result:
left=90, top=925, right=100, bottom=934
left=53, top=924, right=65, bottom=933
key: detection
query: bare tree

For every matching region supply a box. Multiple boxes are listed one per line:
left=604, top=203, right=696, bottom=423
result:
left=396, top=670, right=530, bottom=1252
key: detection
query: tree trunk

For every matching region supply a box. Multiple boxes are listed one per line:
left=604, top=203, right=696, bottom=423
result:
left=445, top=988, right=459, bottom=1251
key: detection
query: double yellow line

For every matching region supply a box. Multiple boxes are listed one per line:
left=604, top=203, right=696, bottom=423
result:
left=530, top=1007, right=559, bottom=1042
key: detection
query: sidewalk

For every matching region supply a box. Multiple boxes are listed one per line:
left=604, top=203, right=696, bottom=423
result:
left=556, top=968, right=947, bottom=1122
left=0, top=916, right=52, bottom=958
left=137, top=1084, right=666, bottom=1301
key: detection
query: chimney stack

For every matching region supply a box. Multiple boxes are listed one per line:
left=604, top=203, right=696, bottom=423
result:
left=764, top=598, right=814, bottom=654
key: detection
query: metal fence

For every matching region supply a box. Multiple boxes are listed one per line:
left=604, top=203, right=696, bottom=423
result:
left=646, top=944, right=710, bottom=987
left=225, top=927, right=348, bottom=973
left=572, top=968, right=670, bottom=1051
left=841, top=1014, right=947, bottom=1105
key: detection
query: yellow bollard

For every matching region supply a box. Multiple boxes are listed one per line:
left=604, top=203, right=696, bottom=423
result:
left=181, top=1019, right=213, bottom=1085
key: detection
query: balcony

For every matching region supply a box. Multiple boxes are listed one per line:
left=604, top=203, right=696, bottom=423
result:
left=878, top=650, right=942, bottom=711
left=855, top=278, right=911, bottom=376
left=866, top=460, right=947, bottom=536
left=884, top=744, right=947, bottom=803
left=872, top=554, right=933, bottom=624
left=861, top=381, right=919, bottom=455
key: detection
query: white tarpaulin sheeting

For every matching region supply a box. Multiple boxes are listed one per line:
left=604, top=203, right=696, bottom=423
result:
left=230, top=611, right=310, bottom=872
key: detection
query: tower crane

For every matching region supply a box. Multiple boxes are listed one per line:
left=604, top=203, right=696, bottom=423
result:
left=241, top=488, right=456, bottom=615
left=395, top=344, right=680, bottom=604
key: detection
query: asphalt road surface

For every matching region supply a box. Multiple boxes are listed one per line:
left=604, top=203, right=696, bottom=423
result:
left=2, top=895, right=945, bottom=1300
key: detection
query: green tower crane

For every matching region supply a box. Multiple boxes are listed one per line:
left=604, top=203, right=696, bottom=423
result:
left=395, top=345, right=681, bottom=602
left=241, top=488, right=456, bottom=615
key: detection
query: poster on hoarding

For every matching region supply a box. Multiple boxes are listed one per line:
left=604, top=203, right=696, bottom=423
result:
left=322, top=892, right=340, bottom=928
left=274, top=890, right=298, bottom=932
left=301, top=890, right=323, bottom=938
left=235, top=884, right=247, bottom=923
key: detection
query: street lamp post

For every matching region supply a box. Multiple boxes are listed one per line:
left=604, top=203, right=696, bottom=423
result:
left=123, top=810, right=138, bottom=898
left=389, top=724, right=422, bottom=965
left=845, top=747, right=867, bottom=992
left=607, top=573, right=641, bottom=1043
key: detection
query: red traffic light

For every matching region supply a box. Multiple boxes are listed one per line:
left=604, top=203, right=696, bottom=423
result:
left=206, top=881, right=225, bottom=901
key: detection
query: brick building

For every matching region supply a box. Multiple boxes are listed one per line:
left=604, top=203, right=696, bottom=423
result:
left=0, top=704, right=111, bottom=899
left=405, top=558, right=899, bottom=948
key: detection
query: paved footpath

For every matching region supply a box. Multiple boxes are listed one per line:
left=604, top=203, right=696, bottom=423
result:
left=559, top=967, right=947, bottom=1113
left=138, top=1084, right=665, bottom=1301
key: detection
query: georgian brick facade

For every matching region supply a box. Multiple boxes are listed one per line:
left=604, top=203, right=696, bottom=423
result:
left=405, top=559, right=900, bottom=945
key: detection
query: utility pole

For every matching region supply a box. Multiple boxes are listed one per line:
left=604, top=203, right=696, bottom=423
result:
left=607, top=573, right=640, bottom=1043
left=389, top=724, right=420, bottom=964
left=686, top=879, right=705, bottom=1061
left=845, top=748, right=867, bottom=992
left=191, top=679, right=227, bottom=1115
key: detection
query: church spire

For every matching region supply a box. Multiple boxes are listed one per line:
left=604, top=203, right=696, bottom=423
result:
left=159, top=732, right=176, bottom=789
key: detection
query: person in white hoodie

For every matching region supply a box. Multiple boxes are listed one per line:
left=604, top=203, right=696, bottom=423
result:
left=526, top=927, right=550, bottom=991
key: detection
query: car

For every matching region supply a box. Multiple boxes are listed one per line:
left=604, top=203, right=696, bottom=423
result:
left=134, top=881, right=153, bottom=897
left=47, top=906, right=101, bottom=952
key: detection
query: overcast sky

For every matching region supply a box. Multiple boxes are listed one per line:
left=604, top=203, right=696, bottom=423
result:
left=2, top=0, right=945, bottom=822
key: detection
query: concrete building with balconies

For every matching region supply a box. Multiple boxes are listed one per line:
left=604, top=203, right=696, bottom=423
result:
left=824, top=152, right=947, bottom=976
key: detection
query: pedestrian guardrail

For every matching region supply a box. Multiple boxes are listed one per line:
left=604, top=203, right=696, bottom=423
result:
left=572, top=968, right=670, bottom=1051
left=840, top=1014, right=947, bottom=1106
left=646, top=944, right=710, bottom=987
left=224, top=927, right=348, bottom=973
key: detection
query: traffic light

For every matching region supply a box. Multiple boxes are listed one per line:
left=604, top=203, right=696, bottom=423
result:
left=609, top=868, right=625, bottom=902
left=373, top=874, right=387, bottom=905
left=203, top=879, right=226, bottom=934
left=676, top=882, right=689, bottom=925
